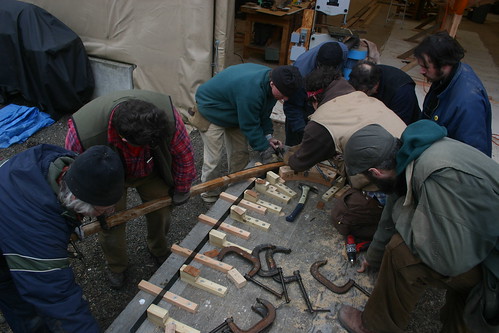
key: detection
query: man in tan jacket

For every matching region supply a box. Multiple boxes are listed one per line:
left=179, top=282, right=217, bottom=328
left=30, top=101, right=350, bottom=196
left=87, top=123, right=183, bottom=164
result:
left=286, top=66, right=406, bottom=191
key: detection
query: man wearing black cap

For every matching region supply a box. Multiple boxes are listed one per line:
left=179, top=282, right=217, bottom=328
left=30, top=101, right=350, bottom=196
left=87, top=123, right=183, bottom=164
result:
left=193, top=63, right=302, bottom=203
left=0, top=144, right=124, bottom=333
left=337, top=121, right=499, bottom=333
left=284, top=41, right=349, bottom=145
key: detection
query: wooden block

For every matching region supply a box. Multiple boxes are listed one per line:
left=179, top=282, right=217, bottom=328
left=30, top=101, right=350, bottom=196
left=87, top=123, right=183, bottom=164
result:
left=147, top=304, right=200, bottom=333
left=208, top=230, right=252, bottom=254
left=334, top=184, right=351, bottom=198
left=165, top=318, right=200, bottom=333
left=219, top=192, right=267, bottom=215
left=245, top=190, right=282, bottom=214
left=198, top=214, right=250, bottom=240
left=242, top=215, right=271, bottom=231
left=230, top=205, right=246, bottom=218
left=171, top=244, right=233, bottom=273
left=266, top=186, right=291, bottom=204
left=243, top=189, right=259, bottom=202
left=138, top=280, right=199, bottom=313
left=273, top=182, right=297, bottom=198
left=322, top=176, right=346, bottom=201
left=227, top=268, right=247, bottom=288
left=266, top=171, right=282, bottom=184
left=208, top=229, right=227, bottom=247
left=203, top=249, right=219, bottom=258
left=180, top=265, right=227, bottom=297
left=254, top=178, right=269, bottom=193
left=147, top=304, right=168, bottom=327
left=183, top=265, right=200, bottom=278
left=165, top=322, right=176, bottom=333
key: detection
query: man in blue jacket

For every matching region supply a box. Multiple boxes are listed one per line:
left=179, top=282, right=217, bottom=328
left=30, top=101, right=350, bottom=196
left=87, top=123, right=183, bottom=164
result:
left=415, top=31, right=491, bottom=156
left=0, top=144, right=124, bottom=332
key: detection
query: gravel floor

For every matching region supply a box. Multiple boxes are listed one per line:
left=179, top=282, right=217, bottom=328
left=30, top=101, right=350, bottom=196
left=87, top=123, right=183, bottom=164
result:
left=0, top=113, right=445, bottom=332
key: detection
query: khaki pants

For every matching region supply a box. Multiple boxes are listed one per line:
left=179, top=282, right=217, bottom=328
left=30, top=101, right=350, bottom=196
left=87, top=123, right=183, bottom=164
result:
left=363, top=233, right=482, bottom=333
left=99, top=171, right=171, bottom=273
left=199, top=123, right=249, bottom=197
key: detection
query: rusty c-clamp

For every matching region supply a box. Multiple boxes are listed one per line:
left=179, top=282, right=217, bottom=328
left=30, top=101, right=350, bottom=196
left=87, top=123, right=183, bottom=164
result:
left=217, top=246, right=282, bottom=298
left=226, top=298, right=276, bottom=333
left=251, top=244, right=276, bottom=277
left=310, top=260, right=371, bottom=297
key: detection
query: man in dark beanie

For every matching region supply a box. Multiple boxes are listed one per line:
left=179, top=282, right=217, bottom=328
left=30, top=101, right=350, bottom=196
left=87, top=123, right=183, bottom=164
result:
left=284, top=41, right=349, bottom=145
left=66, top=90, right=196, bottom=289
left=193, top=63, right=302, bottom=203
left=0, top=144, right=124, bottom=333
left=337, top=121, right=499, bottom=333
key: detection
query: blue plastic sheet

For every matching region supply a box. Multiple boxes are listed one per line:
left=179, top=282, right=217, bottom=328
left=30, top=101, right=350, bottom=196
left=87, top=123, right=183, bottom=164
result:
left=0, top=104, right=55, bottom=148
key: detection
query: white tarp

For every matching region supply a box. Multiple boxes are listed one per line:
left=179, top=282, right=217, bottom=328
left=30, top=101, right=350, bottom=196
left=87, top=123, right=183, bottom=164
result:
left=22, top=0, right=234, bottom=117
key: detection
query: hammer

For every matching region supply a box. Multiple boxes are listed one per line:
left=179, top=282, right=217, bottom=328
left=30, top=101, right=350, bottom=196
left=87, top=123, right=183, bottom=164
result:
left=286, top=183, right=318, bottom=222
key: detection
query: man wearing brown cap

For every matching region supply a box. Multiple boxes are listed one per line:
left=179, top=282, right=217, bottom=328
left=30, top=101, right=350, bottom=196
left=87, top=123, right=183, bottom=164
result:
left=193, top=63, right=302, bottom=203
left=338, top=121, right=499, bottom=333
left=0, top=144, right=124, bottom=333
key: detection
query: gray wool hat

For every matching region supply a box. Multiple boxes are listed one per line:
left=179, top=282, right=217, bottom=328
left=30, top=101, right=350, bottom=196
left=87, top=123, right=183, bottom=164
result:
left=271, top=65, right=303, bottom=98
left=65, top=145, right=125, bottom=206
left=344, top=124, right=398, bottom=176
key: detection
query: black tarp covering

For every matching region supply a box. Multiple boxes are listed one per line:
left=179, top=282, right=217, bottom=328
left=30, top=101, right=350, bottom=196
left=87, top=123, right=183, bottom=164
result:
left=0, top=0, right=94, bottom=119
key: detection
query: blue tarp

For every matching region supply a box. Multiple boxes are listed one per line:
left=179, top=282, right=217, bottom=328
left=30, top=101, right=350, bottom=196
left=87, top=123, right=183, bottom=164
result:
left=0, top=104, right=55, bottom=148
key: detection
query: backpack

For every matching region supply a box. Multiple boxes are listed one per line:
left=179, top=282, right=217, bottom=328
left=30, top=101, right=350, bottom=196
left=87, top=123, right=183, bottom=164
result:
left=331, top=187, right=383, bottom=241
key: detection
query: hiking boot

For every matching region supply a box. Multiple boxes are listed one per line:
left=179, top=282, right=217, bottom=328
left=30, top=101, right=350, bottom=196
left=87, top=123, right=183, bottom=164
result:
left=200, top=192, right=218, bottom=203
left=106, top=270, right=125, bottom=290
left=338, top=305, right=374, bottom=333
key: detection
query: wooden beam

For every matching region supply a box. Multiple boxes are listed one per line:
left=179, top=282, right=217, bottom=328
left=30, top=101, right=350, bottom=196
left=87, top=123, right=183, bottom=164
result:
left=146, top=304, right=200, bottom=333
left=76, top=162, right=284, bottom=239
left=170, top=244, right=233, bottom=273
left=138, top=280, right=199, bottom=313
left=243, top=190, right=283, bottom=214
left=208, top=230, right=252, bottom=254
left=230, top=206, right=271, bottom=231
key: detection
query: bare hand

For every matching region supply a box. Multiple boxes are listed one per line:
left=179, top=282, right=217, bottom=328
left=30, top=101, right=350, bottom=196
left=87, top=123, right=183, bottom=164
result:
left=268, top=138, right=283, bottom=149
left=357, top=256, right=370, bottom=273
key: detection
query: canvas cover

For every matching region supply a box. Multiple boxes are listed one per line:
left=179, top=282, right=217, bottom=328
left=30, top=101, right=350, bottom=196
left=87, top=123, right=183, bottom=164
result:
left=21, top=0, right=235, bottom=118
left=0, top=0, right=95, bottom=119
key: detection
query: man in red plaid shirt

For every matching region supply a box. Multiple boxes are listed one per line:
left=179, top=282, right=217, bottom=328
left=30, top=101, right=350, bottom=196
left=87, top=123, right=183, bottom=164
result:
left=65, top=90, right=196, bottom=289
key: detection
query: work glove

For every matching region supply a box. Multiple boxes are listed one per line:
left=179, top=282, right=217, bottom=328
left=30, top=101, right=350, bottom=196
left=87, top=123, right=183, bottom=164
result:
left=172, top=191, right=190, bottom=206
left=260, top=146, right=281, bottom=164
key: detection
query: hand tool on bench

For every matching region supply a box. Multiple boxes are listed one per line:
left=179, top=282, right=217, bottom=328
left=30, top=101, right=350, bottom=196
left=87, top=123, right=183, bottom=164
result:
left=217, top=246, right=283, bottom=298
left=310, top=259, right=371, bottom=297
left=265, top=246, right=293, bottom=303
left=208, top=298, right=276, bottom=333
left=292, top=270, right=331, bottom=313
left=73, top=162, right=284, bottom=240
left=286, top=183, right=319, bottom=222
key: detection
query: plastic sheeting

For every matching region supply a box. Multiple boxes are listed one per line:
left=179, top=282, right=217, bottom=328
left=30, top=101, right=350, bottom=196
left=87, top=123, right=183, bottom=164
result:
left=0, top=104, right=55, bottom=148
left=0, top=0, right=95, bottom=119
left=22, top=0, right=235, bottom=117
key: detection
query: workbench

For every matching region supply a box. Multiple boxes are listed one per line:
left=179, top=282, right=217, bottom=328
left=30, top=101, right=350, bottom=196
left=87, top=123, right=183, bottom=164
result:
left=240, top=4, right=308, bottom=65
left=107, top=166, right=377, bottom=333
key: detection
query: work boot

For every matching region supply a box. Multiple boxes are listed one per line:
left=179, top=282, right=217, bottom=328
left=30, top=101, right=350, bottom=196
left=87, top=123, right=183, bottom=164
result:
left=338, top=305, right=374, bottom=333
left=201, top=192, right=218, bottom=203
left=149, top=248, right=171, bottom=267
left=106, top=270, right=125, bottom=290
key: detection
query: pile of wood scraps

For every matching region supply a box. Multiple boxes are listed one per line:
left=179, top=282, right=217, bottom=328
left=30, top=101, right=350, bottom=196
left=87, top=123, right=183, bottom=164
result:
left=107, top=163, right=376, bottom=333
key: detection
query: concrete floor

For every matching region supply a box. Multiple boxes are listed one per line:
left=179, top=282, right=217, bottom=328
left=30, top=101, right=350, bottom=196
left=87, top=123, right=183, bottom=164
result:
left=232, top=2, right=499, bottom=162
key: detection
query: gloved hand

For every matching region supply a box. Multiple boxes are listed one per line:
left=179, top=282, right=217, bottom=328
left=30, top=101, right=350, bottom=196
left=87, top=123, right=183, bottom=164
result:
left=172, top=191, right=190, bottom=206
left=260, top=146, right=280, bottom=164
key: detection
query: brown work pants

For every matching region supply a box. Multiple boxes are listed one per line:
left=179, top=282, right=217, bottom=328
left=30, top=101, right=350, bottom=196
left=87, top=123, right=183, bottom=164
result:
left=99, top=171, right=171, bottom=273
left=363, top=234, right=482, bottom=333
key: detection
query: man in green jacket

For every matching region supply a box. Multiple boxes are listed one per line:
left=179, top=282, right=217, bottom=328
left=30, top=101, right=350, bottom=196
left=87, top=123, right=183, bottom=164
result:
left=338, top=120, right=499, bottom=333
left=193, top=63, right=302, bottom=202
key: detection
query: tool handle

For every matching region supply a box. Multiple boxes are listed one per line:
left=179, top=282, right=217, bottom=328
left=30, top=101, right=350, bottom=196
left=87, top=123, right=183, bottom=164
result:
left=286, top=203, right=304, bottom=222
